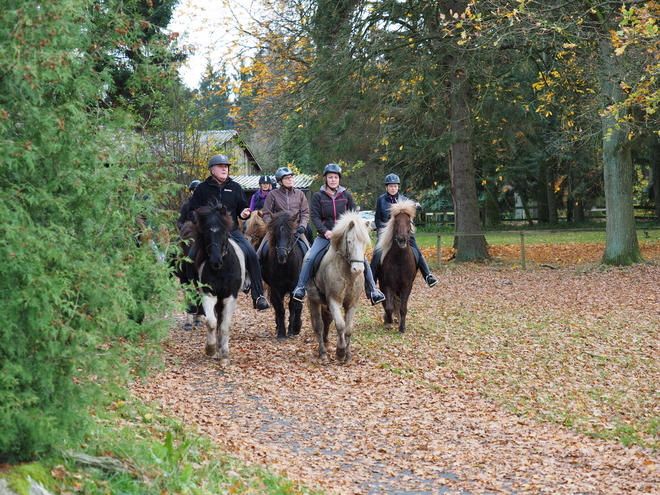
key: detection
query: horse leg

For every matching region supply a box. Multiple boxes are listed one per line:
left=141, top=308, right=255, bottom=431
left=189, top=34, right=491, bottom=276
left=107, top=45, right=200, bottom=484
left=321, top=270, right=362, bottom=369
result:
left=288, top=297, right=303, bottom=337
left=321, top=307, right=333, bottom=344
left=398, top=290, right=412, bottom=334
left=184, top=312, right=194, bottom=331
left=309, top=301, right=327, bottom=360
left=272, top=291, right=287, bottom=341
left=328, top=300, right=349, bottom=362
left=194, top=306, right=204, bottom=327
left=340, top=305, right=359, bottom=363
left=216, top=296, right=238, bottom=363
left=382, top=287, right=395, bottom=330
left=202, top=295, right=218, bottom=357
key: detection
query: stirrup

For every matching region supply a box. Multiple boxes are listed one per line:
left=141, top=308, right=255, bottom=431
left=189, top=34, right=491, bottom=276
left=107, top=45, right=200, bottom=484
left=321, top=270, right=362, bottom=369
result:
left=254, top=295, right=269, bottom=311
left=292, top=287, right=306, bottom=302
left=370, top=290, right=385, bottom=305
left=425, top=274, right=438, bottom=287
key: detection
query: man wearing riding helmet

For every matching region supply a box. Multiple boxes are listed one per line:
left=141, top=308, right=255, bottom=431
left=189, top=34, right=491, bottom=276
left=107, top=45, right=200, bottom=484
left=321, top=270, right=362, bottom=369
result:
left=373, top=173, right=438, bottom=287
left=249, top=175, right=273, bottom=211
left=187, top=154, right=270, bottom=311
left=256, top=167, right=311, bottom=258
left=177, top=179, right=201, bottom=230
left=291, top=163, right=386, bottom=305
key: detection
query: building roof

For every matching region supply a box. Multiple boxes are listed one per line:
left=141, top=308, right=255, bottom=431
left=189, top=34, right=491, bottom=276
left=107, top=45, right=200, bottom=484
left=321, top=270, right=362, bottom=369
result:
left=233, top=174, right=316, bottom=191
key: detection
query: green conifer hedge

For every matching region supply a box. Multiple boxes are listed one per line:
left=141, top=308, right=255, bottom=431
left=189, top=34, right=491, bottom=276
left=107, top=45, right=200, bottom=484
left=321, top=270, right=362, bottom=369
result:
left=0, top=0, right=180, bottom=462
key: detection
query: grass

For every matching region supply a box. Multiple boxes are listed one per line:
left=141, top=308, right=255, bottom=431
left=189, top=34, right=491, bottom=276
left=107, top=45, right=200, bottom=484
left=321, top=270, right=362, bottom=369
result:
left=2, top=394, right=326, bottom=495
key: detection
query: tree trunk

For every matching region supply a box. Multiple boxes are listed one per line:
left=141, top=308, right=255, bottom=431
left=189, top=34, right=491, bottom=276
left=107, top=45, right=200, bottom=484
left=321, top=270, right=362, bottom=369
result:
left=598, top=39, right=643, bottom=265
left=647, top=134, right=660, bottom=219
left=536, top=160, right=549, bottom=224
left=546, top=163, right=558, bottom=224
left=447, top=61, right=489, bottom=262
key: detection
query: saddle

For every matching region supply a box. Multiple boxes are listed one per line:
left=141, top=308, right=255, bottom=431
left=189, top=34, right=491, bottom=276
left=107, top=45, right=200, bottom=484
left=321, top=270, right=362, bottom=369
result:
left=309, top=243, right=331, bottom=280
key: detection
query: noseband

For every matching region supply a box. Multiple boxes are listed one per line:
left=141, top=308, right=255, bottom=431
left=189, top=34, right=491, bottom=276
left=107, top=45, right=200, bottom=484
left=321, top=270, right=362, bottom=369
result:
left=206, top=241, right=228, bottom=259
left=338, top=233, right=364, bottom=265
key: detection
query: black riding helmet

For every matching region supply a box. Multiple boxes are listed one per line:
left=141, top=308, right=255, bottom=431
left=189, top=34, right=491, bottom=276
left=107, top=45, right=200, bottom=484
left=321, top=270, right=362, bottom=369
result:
left=258, top=175, right=271, bottom=185
left=384, top=173, right=400, bottom=185
left=208, top=154, right=231, bottom=169
left=323, top=163, right=342, bottom=178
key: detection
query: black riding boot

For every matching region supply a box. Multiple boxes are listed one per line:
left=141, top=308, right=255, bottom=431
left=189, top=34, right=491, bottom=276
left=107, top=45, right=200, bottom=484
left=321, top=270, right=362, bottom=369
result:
left=364, top=259, right=385, bottom=305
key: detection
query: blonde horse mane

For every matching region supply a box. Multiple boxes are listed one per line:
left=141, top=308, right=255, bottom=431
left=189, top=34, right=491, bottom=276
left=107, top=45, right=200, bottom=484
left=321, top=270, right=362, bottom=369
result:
left=375, top=199, right=417, bottom=261
left=330, top=210, right=372, bottom=251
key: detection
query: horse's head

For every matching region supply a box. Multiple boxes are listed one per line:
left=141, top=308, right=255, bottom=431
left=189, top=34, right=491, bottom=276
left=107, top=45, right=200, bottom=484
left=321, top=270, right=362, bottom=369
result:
left=245, top=210, right=266, bottom=249
left=377, top=200, right=417, bottom=254
left=267, top=211, right=298, bottom=264
left=332, top=211, right=371, bottom=276
left=195, top=205, right=232, bottom=270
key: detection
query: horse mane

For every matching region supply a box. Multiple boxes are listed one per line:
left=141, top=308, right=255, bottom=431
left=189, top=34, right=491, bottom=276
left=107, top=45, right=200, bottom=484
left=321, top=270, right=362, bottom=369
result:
left=331, top=210, right=372, bottom=251
left=375, top=199, right=417, bottom=259
left=266, top=210, right=297, bottom=256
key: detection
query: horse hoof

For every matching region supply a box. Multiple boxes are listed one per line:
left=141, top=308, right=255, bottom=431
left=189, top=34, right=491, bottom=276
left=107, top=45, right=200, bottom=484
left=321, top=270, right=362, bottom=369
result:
left=336, top=347, right=347, bottom=361
left=276, top=335, right=287, bottom=342
left=398, top=329, right=406, bottom=334
left=205, top=344, right=216, bottom=357
left=184, top=323, right=193, bottom=331
left=219, top=358, right=230, bottom=367
left=384, top=323, right=393, bottom=330
left=194, top=320, right=203, bottom=327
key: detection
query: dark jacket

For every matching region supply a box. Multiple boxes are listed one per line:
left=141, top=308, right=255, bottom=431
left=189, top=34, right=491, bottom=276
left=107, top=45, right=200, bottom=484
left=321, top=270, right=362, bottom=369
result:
left=311, top=185, right=356, bottom=237
left=187, top=176, right=249, bottom=231
left=177, top=199, right=192, bottom=230
left=375, top=192, right=418, bottom=230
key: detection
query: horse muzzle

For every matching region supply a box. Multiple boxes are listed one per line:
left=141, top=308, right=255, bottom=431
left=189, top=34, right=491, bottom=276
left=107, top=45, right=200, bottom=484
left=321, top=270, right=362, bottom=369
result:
left=396, top=235, right=409, bottom=248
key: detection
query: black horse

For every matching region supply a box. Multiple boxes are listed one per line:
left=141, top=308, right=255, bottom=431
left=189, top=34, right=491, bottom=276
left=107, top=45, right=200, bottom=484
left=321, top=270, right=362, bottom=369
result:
left=173, top=222, right=204, bottom=330
left=261, top=211, right=305, bottom=341
left=192, top=205, right=247, bottom=364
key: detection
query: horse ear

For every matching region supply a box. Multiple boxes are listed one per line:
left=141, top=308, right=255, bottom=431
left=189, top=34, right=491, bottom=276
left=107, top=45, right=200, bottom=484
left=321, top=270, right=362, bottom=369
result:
left=257, top=210, right=263, bottom=218
left=220, top=205, right=228, bottom=215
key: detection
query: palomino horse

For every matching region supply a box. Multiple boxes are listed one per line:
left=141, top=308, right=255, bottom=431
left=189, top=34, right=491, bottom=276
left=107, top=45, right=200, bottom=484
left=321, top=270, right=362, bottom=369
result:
left=261, top=211, right=305, bottom=341
left=372, top=199, right=418, bottom=333
left=307, top=211, right=371, bottom=362
left=191, top=205, right=246, bottom=364
left=244, top=210, right=266, bottom=250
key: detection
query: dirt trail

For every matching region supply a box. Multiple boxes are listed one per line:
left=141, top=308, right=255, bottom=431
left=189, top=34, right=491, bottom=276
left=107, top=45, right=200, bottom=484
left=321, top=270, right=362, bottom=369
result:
left=134, top=267, right=660, bottom=495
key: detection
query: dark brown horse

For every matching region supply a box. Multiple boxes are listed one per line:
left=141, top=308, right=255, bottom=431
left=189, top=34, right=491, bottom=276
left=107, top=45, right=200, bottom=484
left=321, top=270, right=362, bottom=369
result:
left=372, top=200, right=418, bottom=333
left=260, top=211, right=305, bottom=341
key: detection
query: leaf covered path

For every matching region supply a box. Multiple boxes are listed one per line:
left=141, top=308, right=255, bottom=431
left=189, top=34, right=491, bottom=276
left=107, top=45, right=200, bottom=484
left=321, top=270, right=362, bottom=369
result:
left=133, top=247, right=660, bottom=494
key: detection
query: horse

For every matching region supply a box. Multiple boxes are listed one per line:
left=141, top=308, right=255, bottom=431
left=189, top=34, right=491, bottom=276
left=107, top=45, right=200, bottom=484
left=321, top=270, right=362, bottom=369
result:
left=172, top=221, right=205, bottom=330
left=244, top=209, right=266, bottom=250
left=191, top=204, right=247, bottom=364
left=306, top=211, right=371, bottom=363
left=372, top=199, right=418, bottom=333
left=260, top=211, right=305, bottom=341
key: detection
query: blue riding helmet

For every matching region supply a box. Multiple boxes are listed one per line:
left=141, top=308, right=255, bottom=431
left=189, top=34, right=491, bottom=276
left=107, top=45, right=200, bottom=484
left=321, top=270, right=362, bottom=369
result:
left=323, top=163, right=342, bottom=177
left=188, top=180, right=201, bottom=191
left=384, top=173, right=400, bottom=185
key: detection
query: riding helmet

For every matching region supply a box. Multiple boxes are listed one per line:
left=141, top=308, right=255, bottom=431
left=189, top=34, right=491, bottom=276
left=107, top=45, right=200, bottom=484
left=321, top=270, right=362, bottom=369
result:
left=208, top=154, right=231, bottom=169
left=275, top=167, right=294, bottom=182
left=384, top=173, right=400, bottom=185
left=323, top=163, right=342, bottom=177
left=258, top=175, right=271, bottom=184
left=188, top=180, right=201, bottom=191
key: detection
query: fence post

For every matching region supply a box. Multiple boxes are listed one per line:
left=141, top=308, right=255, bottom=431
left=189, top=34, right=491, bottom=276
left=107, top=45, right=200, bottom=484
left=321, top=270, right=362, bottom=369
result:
left=436, top=234, right=442, bottom=267
left=520, top=232, right=526, bottom=269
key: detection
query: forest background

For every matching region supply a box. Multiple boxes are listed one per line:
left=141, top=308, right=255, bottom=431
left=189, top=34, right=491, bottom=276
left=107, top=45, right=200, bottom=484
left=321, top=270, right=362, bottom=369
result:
left=1, top=0, right=659, bottom=485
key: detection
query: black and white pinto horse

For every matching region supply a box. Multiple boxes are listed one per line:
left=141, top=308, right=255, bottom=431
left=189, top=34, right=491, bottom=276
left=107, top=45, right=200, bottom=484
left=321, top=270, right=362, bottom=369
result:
left=261, top=211, right=305, bottom=341
left=192, top=205, right=247, bottom=364
left=307, top=211, right=371, bottom=363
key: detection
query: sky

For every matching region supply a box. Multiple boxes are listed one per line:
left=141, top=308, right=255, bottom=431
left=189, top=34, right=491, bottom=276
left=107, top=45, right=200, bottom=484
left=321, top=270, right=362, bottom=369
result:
left=168, top=0, right=257, bottom=89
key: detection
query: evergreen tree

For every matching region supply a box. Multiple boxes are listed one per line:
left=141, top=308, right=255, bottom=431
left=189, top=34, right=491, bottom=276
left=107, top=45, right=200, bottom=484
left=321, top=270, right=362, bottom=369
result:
left=0, top=0, right=179, bottom=462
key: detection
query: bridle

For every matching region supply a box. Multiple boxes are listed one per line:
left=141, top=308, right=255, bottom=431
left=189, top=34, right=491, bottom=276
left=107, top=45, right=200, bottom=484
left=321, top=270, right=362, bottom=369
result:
left=275, top=227, right=302, bottom=258
left=337, top=231, right=364, bottom=265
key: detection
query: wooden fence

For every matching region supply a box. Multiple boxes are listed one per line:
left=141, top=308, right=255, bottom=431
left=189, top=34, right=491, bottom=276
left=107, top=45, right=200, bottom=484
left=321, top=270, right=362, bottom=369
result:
left=416, top=228, right=660, bottom=269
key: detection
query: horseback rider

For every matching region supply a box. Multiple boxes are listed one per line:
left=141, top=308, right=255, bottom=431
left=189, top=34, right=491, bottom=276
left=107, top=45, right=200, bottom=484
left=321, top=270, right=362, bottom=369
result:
left=291, top=164, right=386, bottom=305
left=187, top=154, right=270, bottom=311
left=249, top=175, right=273, bottom=212
left=177, top=179, right=200, bottom=230
left=257, top=167, right=311, bottom=259
left=373, top=173, right=438, bottom=287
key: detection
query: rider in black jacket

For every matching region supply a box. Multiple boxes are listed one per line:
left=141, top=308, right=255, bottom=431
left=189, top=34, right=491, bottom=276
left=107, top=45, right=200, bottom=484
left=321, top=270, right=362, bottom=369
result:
left=187, top=154, right=270, bottom=311
left=373, top=173, right=438, bottom=287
